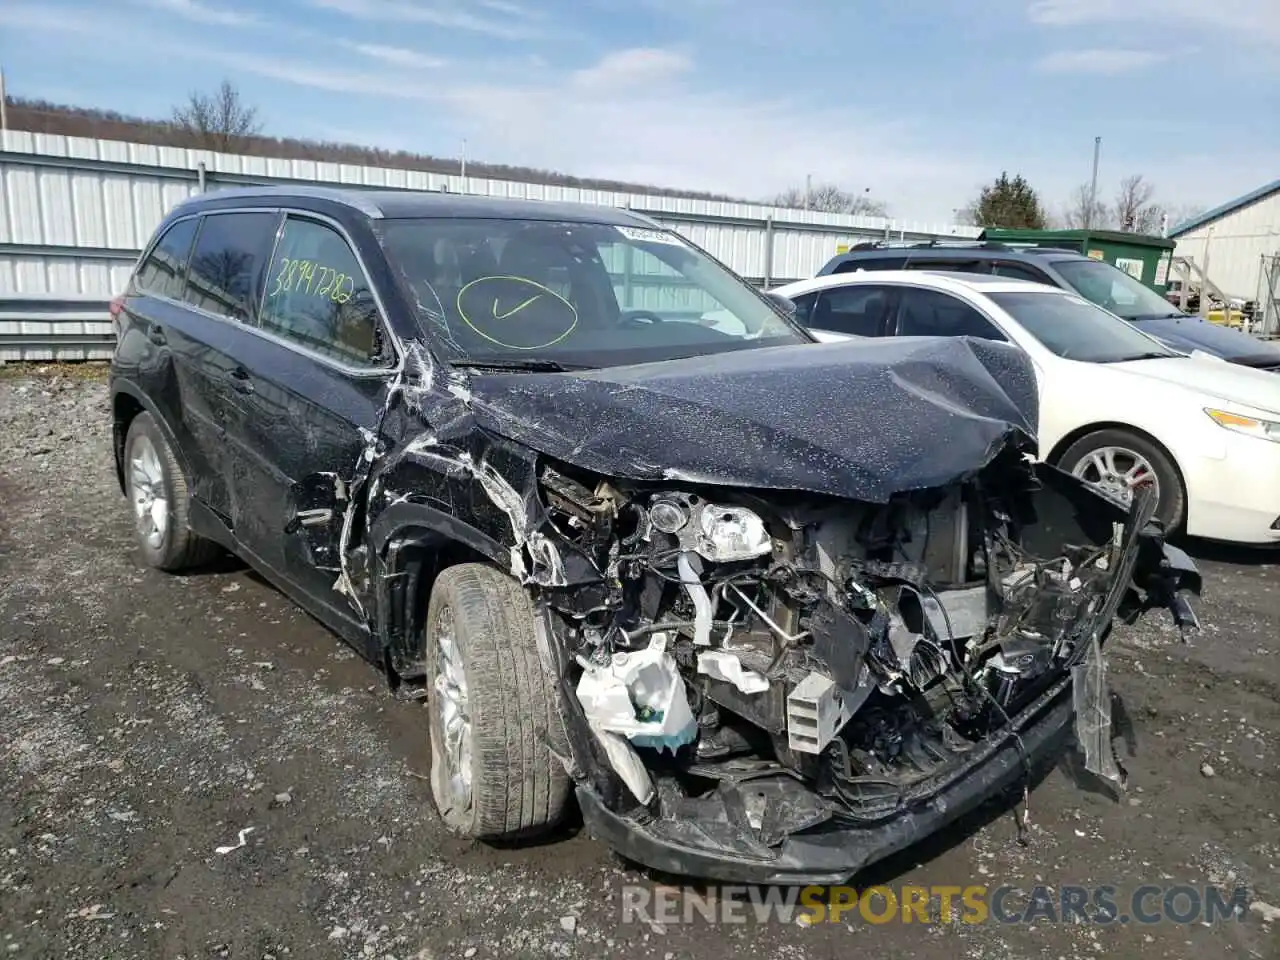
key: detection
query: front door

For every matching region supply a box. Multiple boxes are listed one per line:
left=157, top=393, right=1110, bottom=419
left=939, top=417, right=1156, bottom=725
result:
left=220, top=212, right=398, bottom=633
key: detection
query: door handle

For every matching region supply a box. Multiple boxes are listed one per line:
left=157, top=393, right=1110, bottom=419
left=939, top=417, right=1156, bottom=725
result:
left=146, top=326, right=167, bottom=345
left=228, top=367, right=255, bottom=394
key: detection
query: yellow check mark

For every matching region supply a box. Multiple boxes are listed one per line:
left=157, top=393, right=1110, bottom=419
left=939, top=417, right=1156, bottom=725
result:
left=492, top=294, right=541, bottom=319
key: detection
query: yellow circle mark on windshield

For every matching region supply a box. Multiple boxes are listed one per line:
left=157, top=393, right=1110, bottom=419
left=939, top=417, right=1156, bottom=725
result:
left=456, top=275, right=578, bottom=351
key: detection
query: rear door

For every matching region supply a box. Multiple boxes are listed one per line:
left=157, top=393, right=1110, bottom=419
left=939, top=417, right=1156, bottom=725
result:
left=117, top=216, right=206, bottom=482
left=173, top=210, right=282, bottom=530
left=226, top=211, right=398, bottom=628
left=801, top=284, right=899, bottom=337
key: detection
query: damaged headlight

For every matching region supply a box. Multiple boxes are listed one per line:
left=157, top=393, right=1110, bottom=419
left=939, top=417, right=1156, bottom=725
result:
left=650, top=495, right=772, bottom=563
left=648, top=498, right=689, bottom=534
left=696, top=505, right=772, bottom=562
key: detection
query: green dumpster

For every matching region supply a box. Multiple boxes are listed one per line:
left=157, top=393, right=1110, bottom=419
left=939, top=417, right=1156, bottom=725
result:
left=979, top=228, right=1175, bottom=295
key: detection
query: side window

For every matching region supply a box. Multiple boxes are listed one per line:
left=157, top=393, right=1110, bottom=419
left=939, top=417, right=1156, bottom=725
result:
left=834, top=257, right=905, bottom=274
left=905, top=259, right=990, bottom=276
left=895, top=288, right=1006, bottom=341
left=811, top=285, right=893, bottom=336
left=260, top=216, right=388, bottom=367
left=789, top=292, right=817, bottom=327
left=133, top=218, right=199, bottom=299
left=184, top=212, right=278, bottom=323
left=992, top=261, right=1050, bottom=283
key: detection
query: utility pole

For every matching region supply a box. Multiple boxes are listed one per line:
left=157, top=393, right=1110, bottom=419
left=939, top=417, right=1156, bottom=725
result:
left=460, top=138, right=467, bottom=180
left=0, top=68, right=8, bottom=136
left=804, top=173, right=811, bottom=211
left=1086, top=136, right=1101, bottom=229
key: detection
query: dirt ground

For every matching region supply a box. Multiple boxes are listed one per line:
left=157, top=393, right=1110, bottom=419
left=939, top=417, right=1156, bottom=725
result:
left=1, top=366, right=1278, bottom=960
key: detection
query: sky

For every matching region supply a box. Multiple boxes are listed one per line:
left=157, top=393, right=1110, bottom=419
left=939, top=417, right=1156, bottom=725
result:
left=0, top=0, right=1277, bottom=224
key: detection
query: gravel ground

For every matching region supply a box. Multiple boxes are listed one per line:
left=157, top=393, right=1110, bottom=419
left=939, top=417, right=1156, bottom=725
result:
left=1, top=366, right=1278, bottom=960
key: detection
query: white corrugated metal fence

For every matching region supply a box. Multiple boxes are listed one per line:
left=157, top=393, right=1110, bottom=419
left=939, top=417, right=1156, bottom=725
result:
left=0, top=129, right=980, bottom=360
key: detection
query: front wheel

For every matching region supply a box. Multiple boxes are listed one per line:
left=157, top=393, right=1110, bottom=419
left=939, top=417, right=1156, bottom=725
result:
left=424, top=563, right=571, bottom=840
left=1058, top=428, right=1186, bottom=533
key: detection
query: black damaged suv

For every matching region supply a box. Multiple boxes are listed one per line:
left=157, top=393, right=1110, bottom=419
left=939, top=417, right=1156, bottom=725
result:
left=110, top=187, right=1199, bottom=883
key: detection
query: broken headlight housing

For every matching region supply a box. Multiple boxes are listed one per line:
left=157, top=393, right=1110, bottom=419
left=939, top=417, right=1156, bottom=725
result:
left=649, top=496, right=772, bottom=563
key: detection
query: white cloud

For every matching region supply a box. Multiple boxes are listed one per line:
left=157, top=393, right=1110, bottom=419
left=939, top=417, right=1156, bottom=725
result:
left=136, top=0, right=258, bottom=26
left=5, top=3, right=1272, bottom=222
left=570, top=48, right=692, bottom=88
left=217, top=52, right=435, bottom=97
left=1035, top=48, right=1166, bottom=74
left=347, top=42, right=448, bottom=69
left=1028, top=0, right=1280, bottom=41
left=430, top=50, right=988, bottom=222
left=307, top=0, right=546, bottom=39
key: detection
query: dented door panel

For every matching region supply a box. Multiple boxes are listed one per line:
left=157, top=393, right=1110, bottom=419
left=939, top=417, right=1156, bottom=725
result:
left=224, top=332, right=392, bottom=625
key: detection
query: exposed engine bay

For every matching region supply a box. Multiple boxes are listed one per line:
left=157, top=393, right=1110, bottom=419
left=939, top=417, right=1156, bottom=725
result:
left=525, top=447, right=1199, bottom=878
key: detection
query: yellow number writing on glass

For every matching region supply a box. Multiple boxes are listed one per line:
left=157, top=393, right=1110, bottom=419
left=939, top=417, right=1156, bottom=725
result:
left=315, top=266, right=334, bottom=299
left=334, top=275, right=354, bottom=304
left=270, top=257, right=292, bottom=297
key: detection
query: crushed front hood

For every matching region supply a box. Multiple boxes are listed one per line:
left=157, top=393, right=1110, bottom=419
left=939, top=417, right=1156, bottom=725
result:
left=462, top=336, right=1039, bottom=502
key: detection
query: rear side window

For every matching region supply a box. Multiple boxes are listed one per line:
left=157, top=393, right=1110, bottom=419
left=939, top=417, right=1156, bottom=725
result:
left=811, top=285, right=893, bottom=336
left=896, top=288, right=1006, bottom=341
left=905, top=259, right=990, bottom=275
left=992, top=261, right=1050, bottom=283
left=133, top=218, right=199, bottom=299
left=184, top=212, right=278, bottom=323
left=834, top=257, right=905, bottom=274
left=259, top=216, right=387, bottom=367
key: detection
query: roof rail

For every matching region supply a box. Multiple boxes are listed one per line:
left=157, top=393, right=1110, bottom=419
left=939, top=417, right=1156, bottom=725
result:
left=843, top=239, right=1082, bottom=255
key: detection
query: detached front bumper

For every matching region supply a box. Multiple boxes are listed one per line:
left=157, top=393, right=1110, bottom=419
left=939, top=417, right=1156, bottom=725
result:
left=578, top=676, right=1075, bottom=885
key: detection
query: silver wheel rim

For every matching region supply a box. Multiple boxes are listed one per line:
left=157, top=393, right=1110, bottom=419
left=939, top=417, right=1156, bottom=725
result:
left=433, top=605, right=473, bottom=811
left=1070, top=445, right=1159, bottom=508
left=128, top=434, right=168, bottom=550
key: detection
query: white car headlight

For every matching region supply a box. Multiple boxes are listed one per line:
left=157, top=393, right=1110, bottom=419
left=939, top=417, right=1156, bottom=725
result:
left=1205, top=408, right=1280, bottom=444
left=695, top=504, right=772, bottom=562
left=647, top=496, right=773, bottom=562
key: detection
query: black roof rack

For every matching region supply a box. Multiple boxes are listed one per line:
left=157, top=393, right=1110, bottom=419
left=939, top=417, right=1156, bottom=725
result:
left=844, top=240, right=1081, bottom=255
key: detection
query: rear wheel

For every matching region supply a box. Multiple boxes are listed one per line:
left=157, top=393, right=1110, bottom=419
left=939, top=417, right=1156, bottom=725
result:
left=123, top=412, right=221, bottom=571
left=1058, top=428, right=1186, bottom=532
left=425, top=563, right=570, bottom=840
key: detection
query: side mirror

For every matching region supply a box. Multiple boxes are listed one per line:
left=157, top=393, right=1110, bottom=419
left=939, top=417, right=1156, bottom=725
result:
left=764, top=291, right=797, bottom=319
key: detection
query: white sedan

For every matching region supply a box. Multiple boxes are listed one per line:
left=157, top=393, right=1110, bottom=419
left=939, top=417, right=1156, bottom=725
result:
left=771, top=270, right=1280, bottom=545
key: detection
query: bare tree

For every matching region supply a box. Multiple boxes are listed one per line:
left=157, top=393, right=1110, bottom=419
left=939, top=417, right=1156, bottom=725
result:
left=1062, top=182, right=1111, bottom=230
left=1164, top=203, right=1208, bottom=232
left=171, top=81, right=262, bottom=153
left=1112, top=174, right=1165, bottom=233
left=773, top=182, right=888, bottom=217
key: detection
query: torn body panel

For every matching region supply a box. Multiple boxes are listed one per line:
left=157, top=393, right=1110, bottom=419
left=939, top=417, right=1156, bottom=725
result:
left=520, top=455, right=1198, bottom=882
left=304, top=332, right=1197, bottom=883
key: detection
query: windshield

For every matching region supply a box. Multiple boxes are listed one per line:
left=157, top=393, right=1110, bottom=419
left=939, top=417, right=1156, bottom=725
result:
left=377, top=218, right=805, bottom=367
left=988, top=290, right=1181, bottom=363
left=1053, top=258, right=1181, bottom=321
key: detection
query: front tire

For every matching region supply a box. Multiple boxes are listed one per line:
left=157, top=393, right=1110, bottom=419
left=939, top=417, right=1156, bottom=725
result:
left=1058, top=428, right=1186, bottom=533
left=122, top=412, right=221, bottom=571
left=425, top=563, right=571, bottom=840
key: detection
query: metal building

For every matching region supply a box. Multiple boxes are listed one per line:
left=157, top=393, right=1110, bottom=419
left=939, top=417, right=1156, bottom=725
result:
left=1168, top=180, right=1280, bottom=330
